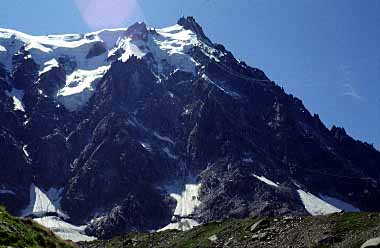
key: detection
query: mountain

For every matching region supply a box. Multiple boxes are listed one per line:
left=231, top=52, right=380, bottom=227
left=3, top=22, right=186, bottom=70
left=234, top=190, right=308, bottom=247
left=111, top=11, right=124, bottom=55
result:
left=0, top=17, right=379, bottom=241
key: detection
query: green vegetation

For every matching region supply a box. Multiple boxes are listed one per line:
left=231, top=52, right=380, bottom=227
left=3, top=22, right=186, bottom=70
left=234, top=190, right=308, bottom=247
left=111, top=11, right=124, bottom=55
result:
left=1, top=206, right=379, bottom=248
left=334, top=212, right=380, bottom=233
left=81, top=213, right=380, bottom=248
left=331, top=212, right=380, bottom=248
left=0, top=206, right=75, bottom=248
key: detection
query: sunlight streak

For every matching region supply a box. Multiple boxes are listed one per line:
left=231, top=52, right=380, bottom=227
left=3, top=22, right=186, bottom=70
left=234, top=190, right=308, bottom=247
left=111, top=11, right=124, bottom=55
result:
left=74, top=0, right=145, bottom=30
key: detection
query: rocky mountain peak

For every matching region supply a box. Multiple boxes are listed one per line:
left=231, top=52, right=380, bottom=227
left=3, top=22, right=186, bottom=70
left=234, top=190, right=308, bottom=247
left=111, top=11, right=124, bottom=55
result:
left=177, top=16, right=212, bottom=44
left=125, top=22, right=148, bottom=41
left=0, top=18, right=379, bottom=242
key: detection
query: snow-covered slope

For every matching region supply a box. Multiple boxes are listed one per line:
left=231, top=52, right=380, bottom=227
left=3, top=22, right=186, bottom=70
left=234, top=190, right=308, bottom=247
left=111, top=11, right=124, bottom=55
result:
left=5, top=88, right=25, bottom=112
left=22, top=184, right=65, bottom=218
left=297, top=190, right=360, bottom=216
left=34, top=216, right=96, bottom=242
left=159, top=179, right=202, bottom=231
left=21, top=184, right=96, bottom=242
left=0, top=22, right=204, bottom=111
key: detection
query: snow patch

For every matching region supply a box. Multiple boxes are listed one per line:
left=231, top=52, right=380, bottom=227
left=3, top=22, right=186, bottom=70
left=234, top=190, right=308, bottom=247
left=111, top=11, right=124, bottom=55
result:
left=21, top=184, right=96, bottom=242
left=242, top=158, right=254, bottom=163
left=39, top=58, right=59, bottom=76
left=59, top=66, right=110, bottom=96
left=57, top=65, right=110, bottom=111
left=34, top=216, right=96, bottom=242
left=201, top=74, right=240, bottom=98
left=6, top=88, right=25, bottom=112
left=253, top=174, right=279, bottom=187
left=0, top=44, right=6, bottom=52
left=117, top=38, right=146, bottom=62
left=153, top=24, right=198, bottom=74
left=292, top=181, right=302, bottom=189
left=158, top=218, right=199, bottom=232
left=153, top=132, right=175, bottom=145
left=160, top=179, right=201, bottom=231
left=297, top=190, right=341, bottom=216
left=139, top=142, right=152, bottom=152
left=22, top=184, right=66, bottom=218
left=163, top=147, right=178, bottom=159
left=171, top=183, right=201, bottom=217
left=22, top=145, right=30, bottom=158
left=127, top=119, right=137, bottom=127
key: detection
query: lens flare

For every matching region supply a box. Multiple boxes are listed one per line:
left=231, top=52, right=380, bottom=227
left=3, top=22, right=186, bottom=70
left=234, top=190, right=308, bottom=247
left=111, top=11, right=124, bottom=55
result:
left=74, top=0, right=145, bottom=30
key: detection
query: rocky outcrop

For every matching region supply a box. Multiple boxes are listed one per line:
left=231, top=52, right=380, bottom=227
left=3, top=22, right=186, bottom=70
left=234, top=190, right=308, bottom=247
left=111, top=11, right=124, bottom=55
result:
left=79, top=212, right=380, bottom=248
left=86, top=42, right=107, bottom=59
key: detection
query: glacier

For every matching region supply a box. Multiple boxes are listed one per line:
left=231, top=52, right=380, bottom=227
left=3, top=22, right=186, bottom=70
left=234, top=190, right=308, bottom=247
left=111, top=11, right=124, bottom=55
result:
left=0, top=22, right=206, bottom=111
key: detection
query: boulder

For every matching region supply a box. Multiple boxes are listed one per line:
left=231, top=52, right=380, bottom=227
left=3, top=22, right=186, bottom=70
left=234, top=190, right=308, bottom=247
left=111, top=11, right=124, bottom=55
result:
left=208, top=234, right=218, bottom=242
left=250, top=218, right=270, bottom=232
left=361, top=237, right=380, bottom=248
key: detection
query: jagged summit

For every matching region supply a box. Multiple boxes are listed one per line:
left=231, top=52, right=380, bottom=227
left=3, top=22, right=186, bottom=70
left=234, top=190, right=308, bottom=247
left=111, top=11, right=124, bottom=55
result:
left=125, top=22, right=148, bottom=41
left=177, top=16, right=212, bottom=44
left=0, top=18, right=379, bottom=242
left=0, top=19, right=206, bottom=110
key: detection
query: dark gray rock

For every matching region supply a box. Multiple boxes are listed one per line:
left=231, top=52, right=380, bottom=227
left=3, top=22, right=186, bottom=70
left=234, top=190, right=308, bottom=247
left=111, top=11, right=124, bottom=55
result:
left=125, top=22, right=148, bottom=41
left=86, top=42, right=107, bottom=59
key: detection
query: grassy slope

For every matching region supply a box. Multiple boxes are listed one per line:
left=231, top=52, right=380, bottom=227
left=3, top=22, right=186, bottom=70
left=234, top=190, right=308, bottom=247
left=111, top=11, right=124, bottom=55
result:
left=1, top=204, right=378, bottom=248
left=81, top=213, right=380, bottom=248
left=0, top=207, right=75, bottom=248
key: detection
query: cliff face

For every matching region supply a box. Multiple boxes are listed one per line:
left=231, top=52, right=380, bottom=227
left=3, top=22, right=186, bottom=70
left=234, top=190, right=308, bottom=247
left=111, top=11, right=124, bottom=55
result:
left=0, top=17, right=379, bottom=239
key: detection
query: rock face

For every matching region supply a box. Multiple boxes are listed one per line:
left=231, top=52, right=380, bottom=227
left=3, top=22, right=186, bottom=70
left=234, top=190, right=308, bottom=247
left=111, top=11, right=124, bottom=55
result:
left=0, top=17, right=379, bottom=239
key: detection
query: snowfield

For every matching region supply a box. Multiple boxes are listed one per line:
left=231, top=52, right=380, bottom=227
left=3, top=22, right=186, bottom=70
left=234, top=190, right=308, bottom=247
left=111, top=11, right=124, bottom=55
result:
left=171, top=183, right=201, bottom=217
left=57, top=65, right=110, bottom=111
left=21, top=184, right=96, bottom=242
left=297, top=189, right=360, bottom=216
left=34, top=216, right=96, bottom=242
left=22, top=184, right=65, bottom=218
left=0, top=22, right=210, bottom=112
left=159, top=179, right=202, bottom=231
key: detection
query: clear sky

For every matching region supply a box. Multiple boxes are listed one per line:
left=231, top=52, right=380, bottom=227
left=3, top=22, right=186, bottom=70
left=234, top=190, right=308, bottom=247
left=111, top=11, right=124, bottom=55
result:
left=1, top=0, right=379, bottom=148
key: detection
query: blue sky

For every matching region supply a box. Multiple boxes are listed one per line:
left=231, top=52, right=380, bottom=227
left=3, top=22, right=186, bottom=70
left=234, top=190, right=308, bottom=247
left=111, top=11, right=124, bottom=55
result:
left=1, top=0, right=379, bottom=148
